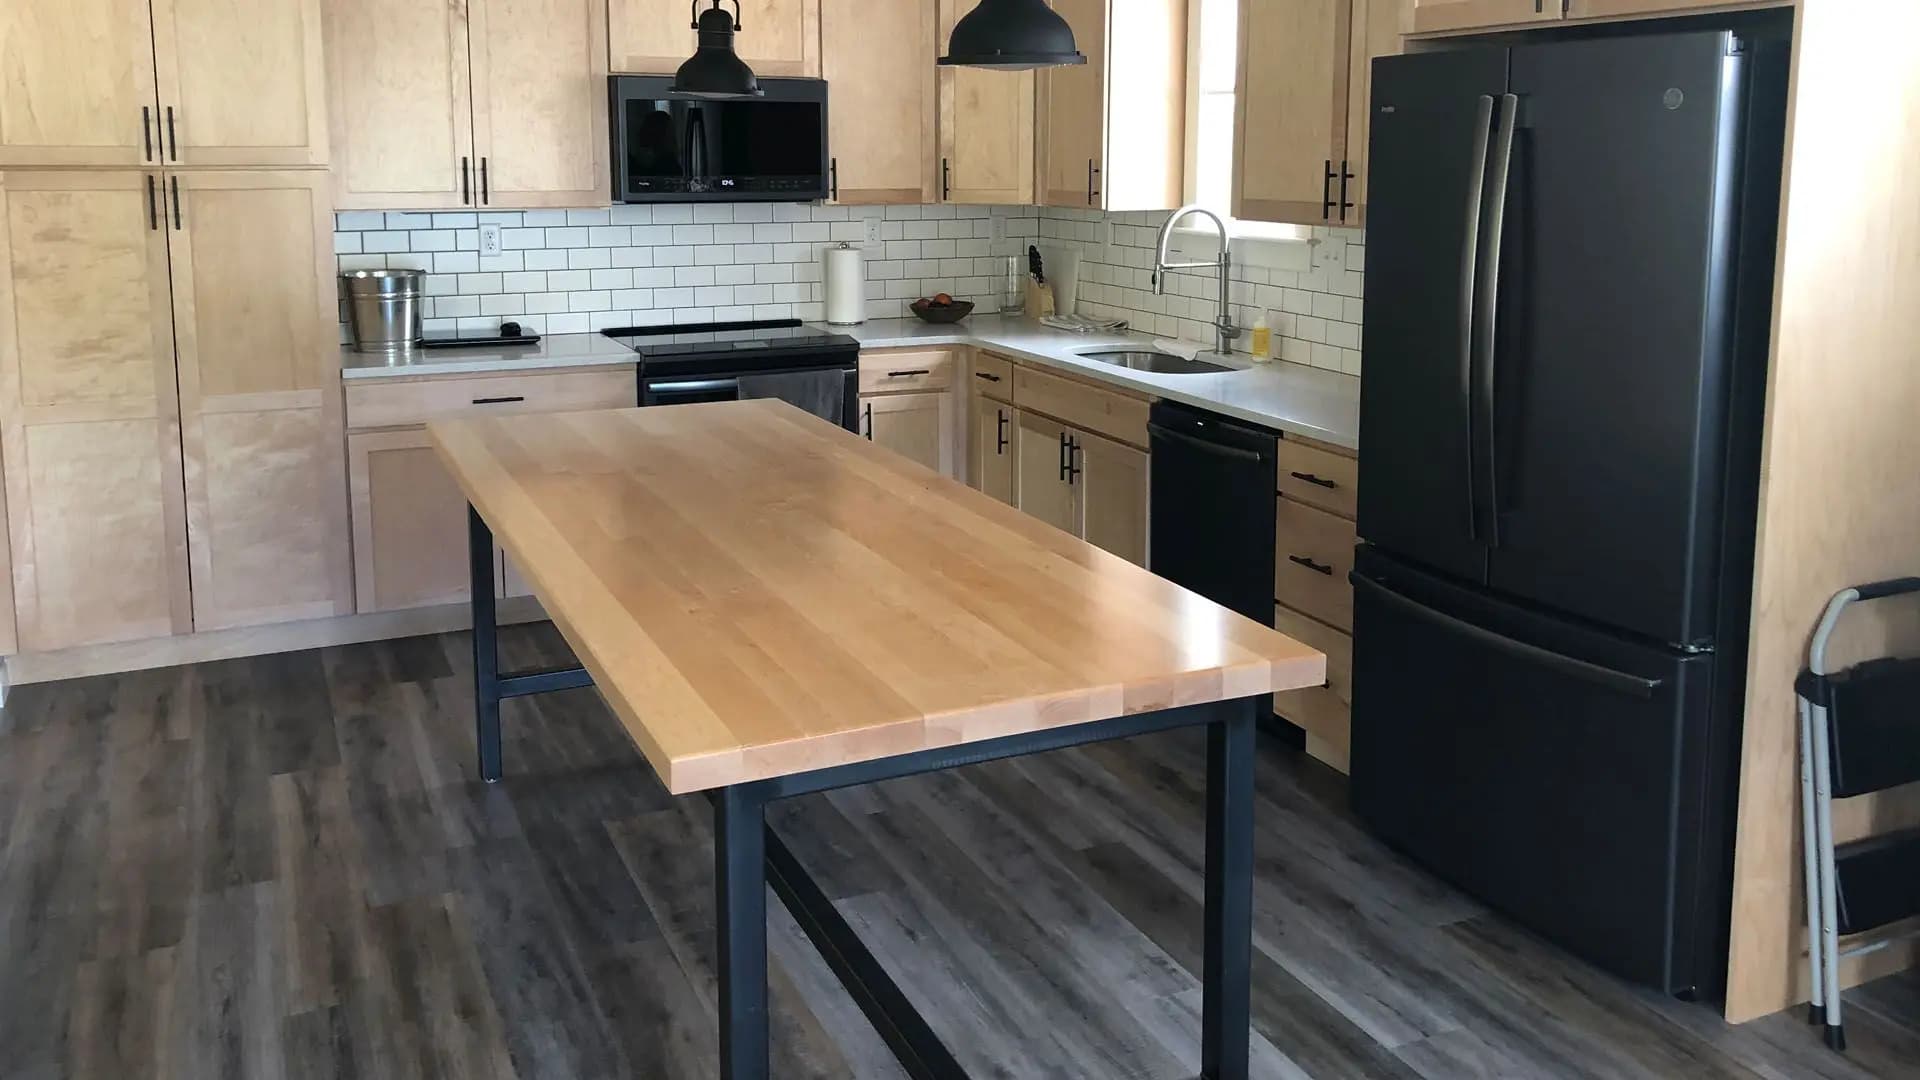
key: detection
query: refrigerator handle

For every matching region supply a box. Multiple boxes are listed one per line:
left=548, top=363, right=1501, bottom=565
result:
left=1353, top=574, right=1664, bottom=699
left=1473, top=92, right=1520, bottom=548
left=1460, top=95, right=1495, bottom=543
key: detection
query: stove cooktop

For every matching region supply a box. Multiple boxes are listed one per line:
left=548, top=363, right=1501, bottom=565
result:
left=601, top=318, right=856, bottom=360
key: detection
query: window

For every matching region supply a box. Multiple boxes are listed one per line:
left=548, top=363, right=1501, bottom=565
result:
left=1185, top=0, right=1309, bottom=246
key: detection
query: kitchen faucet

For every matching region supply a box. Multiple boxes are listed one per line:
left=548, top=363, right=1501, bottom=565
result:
left=1152, top=205, right=1240, bottom=356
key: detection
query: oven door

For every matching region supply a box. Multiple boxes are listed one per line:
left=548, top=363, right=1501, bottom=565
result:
left=642, top=369, right=859, bottom=432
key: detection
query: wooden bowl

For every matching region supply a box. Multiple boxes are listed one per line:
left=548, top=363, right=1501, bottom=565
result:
left=910, top=299, right=974, bottom=324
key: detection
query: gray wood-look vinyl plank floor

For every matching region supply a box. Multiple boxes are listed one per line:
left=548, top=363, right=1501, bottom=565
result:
left=2, top=625, right=1916, bottom=1079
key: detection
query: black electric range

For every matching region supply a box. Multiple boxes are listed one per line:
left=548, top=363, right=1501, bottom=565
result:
left=601, top=318, right=861, bottom=430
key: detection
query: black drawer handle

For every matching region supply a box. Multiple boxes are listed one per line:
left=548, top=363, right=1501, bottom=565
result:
left=1288, top=554, right=1333, bottom=576
left=974, top=371, right=1001, bottom=383
left=472, top=395, right=526, bottom=405
left=1290, top=470, right=1338, bottom=489
left=886, top=369, right=931, bottom=378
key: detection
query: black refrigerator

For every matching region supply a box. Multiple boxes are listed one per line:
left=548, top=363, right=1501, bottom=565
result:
left=1351, top=29, right=1789, bottom=996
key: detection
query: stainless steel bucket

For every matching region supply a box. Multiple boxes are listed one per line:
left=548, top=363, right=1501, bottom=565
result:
left=343, top=269, right=424, bottom=354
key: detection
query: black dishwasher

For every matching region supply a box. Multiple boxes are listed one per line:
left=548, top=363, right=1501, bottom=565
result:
left=1147, top=401, right=1279, bottom=624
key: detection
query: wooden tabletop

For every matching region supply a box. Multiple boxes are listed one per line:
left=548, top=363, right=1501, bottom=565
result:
left=430, top=401, right=1325, bottom=793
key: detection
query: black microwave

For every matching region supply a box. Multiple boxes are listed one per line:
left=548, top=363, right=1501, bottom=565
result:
left=609, top=76, right=829, bottom=203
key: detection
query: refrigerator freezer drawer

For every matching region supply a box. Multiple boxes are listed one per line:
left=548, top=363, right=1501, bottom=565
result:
left=1349, top=553, right=1718, bottom=992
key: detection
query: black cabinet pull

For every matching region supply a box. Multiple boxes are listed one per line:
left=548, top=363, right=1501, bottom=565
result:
left=1320, top=159, right=1334, bottom=220
left=885, top=369, right=930, bottom=378
left=166, top=105, right=177, bottom=161
left=471, top=395, right=526, bottom=405
left=169, top=175, right=181, bottom=230
left=829, top=157, right=838, bottom=201
left=145, top=174, right=158, bottom=231
left=1058, top=430, right=1068, bottom=480
left=1288, top=554, right=1333, bottom=576
left=1066, top=436, right=1081, bottom=485
left=462, top=156, right=471, bottom=205
left=1289, top=470, right=1338, bottom=489
left=1338, top=158, right=1355, bottom=219
left=941, top=158, right=950, bottom=201
left=480, top=157, right=489, bottom=205
left=996, top=408, right=1008, bottom=454
left=863, top=402, right=873, bottom=439
left=974, top=371, right=1001, bottom=383
left=1086, top=159, right=1100, bottom=206
left=142, top=106, right=152, bottom=162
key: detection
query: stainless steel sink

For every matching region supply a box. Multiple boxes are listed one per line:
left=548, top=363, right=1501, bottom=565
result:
left=1078, top=349, right=1233, bottom=375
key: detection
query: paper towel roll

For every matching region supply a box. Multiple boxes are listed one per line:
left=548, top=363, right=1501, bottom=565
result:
left=823, top=244, right=866, bottom=325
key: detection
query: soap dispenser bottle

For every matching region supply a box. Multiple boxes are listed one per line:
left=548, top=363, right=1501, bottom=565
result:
left=1250, top=312, right=1272, bottom=362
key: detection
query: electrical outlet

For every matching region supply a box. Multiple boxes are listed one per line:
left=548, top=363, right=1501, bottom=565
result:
left=1311, top=236, right=1345, bottom=273
left=990, top=214, right=1007, bottom=246
left=1099, top=218, right=1115, bottom=264
left=864, top=215, right=884, bottom=244
left=479, top=223, right=503, bottom=256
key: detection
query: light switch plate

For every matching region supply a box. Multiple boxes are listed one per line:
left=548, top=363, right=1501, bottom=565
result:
left=864, top=216, right=884, bottom=244
left=1311, top=235, right=1345, bottom=272
left=479, top=223, right=503, bottom=256
left=990, top=214, right=1007, bottom=246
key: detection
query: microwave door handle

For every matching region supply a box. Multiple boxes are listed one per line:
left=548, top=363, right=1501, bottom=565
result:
left=687, top=108, right=705, bottom=184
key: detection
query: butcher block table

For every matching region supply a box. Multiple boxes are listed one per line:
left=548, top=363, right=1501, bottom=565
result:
left=429, top=399, right=1326, bottom=1080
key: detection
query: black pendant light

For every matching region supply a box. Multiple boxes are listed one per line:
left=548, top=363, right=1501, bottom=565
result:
left=673, top=0, right=763, bottom=98
left=938, top=0, right=1086, bottom=70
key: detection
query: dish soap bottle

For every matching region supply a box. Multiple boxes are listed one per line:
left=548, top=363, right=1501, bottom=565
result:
left=1249, top=312, right=1272, bottom=362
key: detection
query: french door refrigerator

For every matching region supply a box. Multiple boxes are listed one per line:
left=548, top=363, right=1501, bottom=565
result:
left=1351, top=29, right=1789, bottom=996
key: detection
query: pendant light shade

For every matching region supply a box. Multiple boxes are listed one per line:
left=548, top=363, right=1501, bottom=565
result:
left=938, top=0, right=1086, bottom=71
left=673, top=0, right=763, bottom=98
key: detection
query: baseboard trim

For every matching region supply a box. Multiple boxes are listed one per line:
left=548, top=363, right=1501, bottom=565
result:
left=8, top=598, right=547, bottom=685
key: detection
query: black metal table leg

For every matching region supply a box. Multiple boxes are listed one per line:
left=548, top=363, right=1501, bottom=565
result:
left=1202, top=697, right=1256, bottom=1080
left=716, top=783, right=772, bottom=1080
left=469, top=504, right=503, bottom=783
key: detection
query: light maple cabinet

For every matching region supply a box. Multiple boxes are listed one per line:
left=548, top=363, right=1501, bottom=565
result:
left=822, top=0, right=938, bottom=203
left=938, top=0, right=1035, bottom=204
left=863, top=392, right=958, bottom=477
left=326, top=0, right=608, bottom=209
left=0, top=168, right=346, bottom=653
left=1038, top=0, right=1186, bottom=211
left=612, top=0, right=821, bottom=76
left=1015, top=411, right=1078, bottom=535
left=1410, top=0, right=1561, bottom=32
left=1269, top=433, right=1360, bottom=774
left=0, top=0, right=328, bottom=168
left=1234, top=0, right=1410, bottom=227
left=169, top=171, right=350, bottom=631
left=1074, top=429, right=1148, bottom=565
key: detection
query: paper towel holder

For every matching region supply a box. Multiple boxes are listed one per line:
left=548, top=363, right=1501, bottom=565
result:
left=823, top=241, right=867, bottom=326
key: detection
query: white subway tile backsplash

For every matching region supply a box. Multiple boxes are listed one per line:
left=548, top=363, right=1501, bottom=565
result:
left=524, top=249, right=567, bottom=271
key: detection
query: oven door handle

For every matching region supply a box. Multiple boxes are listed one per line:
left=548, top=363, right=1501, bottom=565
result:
left=647, top=378, right=739, bottom=394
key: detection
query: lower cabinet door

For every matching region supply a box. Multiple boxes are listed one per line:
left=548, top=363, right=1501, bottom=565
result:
left=1072, top=426, right=1148, bottom=565
left=1015, top=411, right=1076, bottom=535
left=347, top=427, right=475, bottom=613
left=862, top=390, right=955, bottom=477
left=971, top=396, right=1015, bottom=503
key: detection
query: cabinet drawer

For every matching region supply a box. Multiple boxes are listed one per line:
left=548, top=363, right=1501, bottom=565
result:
left=1013, top=364, right=1149, bottom=448
left=1276, top=437, right=1358, bottom=519
left=1274, top=497, right=1357, bottom=631
left=1272, top=604, right=1353, bottom=767
left=344, top=368, right=636, bottom=431
left=971, top=351, right=1015, bottom=401
left=859, top=348, right=956, bottom=394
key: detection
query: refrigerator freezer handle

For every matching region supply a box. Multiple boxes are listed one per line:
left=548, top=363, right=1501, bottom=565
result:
left=1473, top=92, right=1520, bottom=548
left=1461, top=95, right=1496, bottom=543
left=1352, top=573, right=1665, bottom=699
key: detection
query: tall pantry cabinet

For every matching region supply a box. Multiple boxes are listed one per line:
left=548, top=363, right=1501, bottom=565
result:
left=0, top=0, right=347, bottom=653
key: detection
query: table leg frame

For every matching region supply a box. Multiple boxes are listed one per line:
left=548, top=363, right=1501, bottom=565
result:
left=464, top=502, right=1259, bottom=1079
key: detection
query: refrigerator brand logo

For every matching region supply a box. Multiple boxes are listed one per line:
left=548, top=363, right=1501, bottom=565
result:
left=1379, top=105, right=1397, bottom=114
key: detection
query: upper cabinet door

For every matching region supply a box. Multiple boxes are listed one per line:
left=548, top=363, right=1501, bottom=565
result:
left=1410, top=0, right=1563, bottom=33
left=822, top=0, right=936, bottom=204
left=150, top=0, right=330, bottom=166
left=0, top=0, right=161, bottom=166
left=939, top=0, right=1035, bottom=204
left=1234, top=0, right=1351, bottom=225
left=166, top=171, right=351, bottom=631
left=1038, top=0, right=1107, bottom=208
left=612, top=0, right=821, bottom=76
left=1343, top=0, right=1414, bottom=225
left=0, top=171, right=193, bottom=651
left=469, top=0, right=610, bottom=208
left=324, top=0, right=475, bottom=209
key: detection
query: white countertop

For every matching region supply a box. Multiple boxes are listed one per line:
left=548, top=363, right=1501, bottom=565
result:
left=339, top=315, right=1361, bottom=449
left=831, top=315, right=1360, bottom=449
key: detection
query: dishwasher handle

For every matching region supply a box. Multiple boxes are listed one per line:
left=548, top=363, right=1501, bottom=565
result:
left=1148, top=422, right=1269, bottom=464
